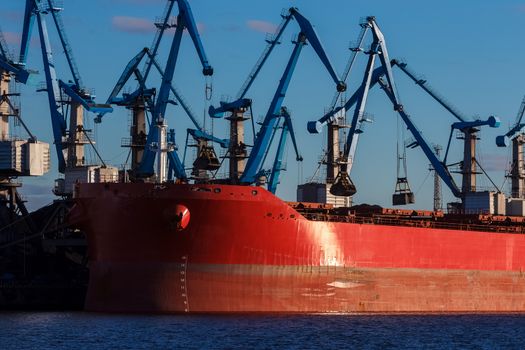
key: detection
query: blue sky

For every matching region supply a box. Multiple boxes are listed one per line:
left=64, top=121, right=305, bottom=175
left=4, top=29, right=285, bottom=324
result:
left=2, top=0, right=525, bottom=210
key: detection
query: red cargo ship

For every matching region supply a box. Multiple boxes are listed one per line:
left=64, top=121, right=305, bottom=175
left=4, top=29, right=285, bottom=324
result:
left=71, top=182, right=525, bottom=313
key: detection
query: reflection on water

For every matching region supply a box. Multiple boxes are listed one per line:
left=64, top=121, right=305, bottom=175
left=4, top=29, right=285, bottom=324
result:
left=1, top=312, right=525, bottom=349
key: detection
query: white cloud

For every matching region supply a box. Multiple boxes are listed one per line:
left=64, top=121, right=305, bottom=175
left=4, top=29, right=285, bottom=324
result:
left=112, top=16, right=206, bottom=35
left=112, top=16, right=155, bottom=34
left=2, top=31, right=21, bottom=45
left=246, top=20, right=278, bottom=34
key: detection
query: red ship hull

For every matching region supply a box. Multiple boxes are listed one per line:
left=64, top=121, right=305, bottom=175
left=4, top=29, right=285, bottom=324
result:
left=72, top=183, right=525, bottom=313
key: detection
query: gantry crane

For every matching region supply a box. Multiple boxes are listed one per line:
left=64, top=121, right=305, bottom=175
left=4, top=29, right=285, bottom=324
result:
left=210, top=7, right=344, bottom=192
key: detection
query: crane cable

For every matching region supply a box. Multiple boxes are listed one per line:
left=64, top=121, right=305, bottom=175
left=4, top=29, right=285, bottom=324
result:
left=396, top=114, right=408, bottom=180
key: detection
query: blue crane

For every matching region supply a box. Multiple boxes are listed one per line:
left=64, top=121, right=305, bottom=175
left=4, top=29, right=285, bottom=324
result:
left=326, top=17, right=398, bottom=196
left=21, top=0, right=67, bottom=172
left=322, top=17, right=500, bottom=200
left=208, top=8, right=344, bottom=188
left=20, top=0, right=112, bottom=173
left=95, top=0, right=179, bottom=124
left=375, top=72, right=499, bottom=199
left=305, top=17, right=373, bottom=187
left=98, top=1, right=221, bottom=181
left=20, top=0, right=111, bottom=114
left=266, top=107, right=303, bottom=194
left=136, top=0, right=213, bottom=180
left=237, top=8, right=345, bottom=187
left=324, top=51, right=463, bottom=198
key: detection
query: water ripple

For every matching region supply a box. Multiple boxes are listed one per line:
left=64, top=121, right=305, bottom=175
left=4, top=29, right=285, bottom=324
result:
left=1, top=312, right=525, bottom=349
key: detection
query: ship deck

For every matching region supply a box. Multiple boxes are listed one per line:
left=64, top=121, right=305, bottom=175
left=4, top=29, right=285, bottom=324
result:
left=289, top=202, right=525, bottom=235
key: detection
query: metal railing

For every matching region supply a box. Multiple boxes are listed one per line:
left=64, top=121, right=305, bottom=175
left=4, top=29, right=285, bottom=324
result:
left=299, top=212, right=525, bottom=235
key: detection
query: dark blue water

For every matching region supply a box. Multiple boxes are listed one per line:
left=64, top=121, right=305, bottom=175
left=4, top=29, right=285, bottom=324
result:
left=1, top=313, right=525, bottom=349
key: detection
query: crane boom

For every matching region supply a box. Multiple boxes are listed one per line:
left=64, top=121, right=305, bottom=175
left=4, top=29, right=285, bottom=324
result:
left=34, top=4, right=68, bottom=172
left=45, top=0, right=83, bottom=88
left=19, top=0, right=36, bottom=65
left=287, top=10, right=345, bottom=92
left=208, top=9, right=294, bottom=119
left=104, top=48, right=149, bottom=107
left=391, top=59, right=467, bottom=123
left=177, top=0, right=212, bottom=76
left=342, top=38, right=379, bottom=159
left=142, top=0, right=177, bottom=81
left=147, top=51, right=203, bottom=131
left=267, top=107, right=302, bottom=194
left=138, top=17, right=185, bottom=177
left=267, top=119, right=288, bottom=194
left=236, top=9, right=294, bottom=100
left=328, top=19, right=370, bottom=111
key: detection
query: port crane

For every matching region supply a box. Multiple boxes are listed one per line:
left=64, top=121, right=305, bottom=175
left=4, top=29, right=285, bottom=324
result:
left=20, top=0, right=113, bottom=180
left=209, top=7, right=344, bottom=192
left=137, top=0, right=213, bottom=182
left=101, top=46, right=227, bottom=180
left=98, top=0, right=215, bottom=182
left=2, top=1, right=115, bottom=276
left=2, top=18, right=92, bottom=291
left=0, top=24, right=58, bottom=272
left=309, top=17, right=500, bottom=205
left=496, top=96, right=525, bottom=198
left=302, top=18, right=372, bottom=200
